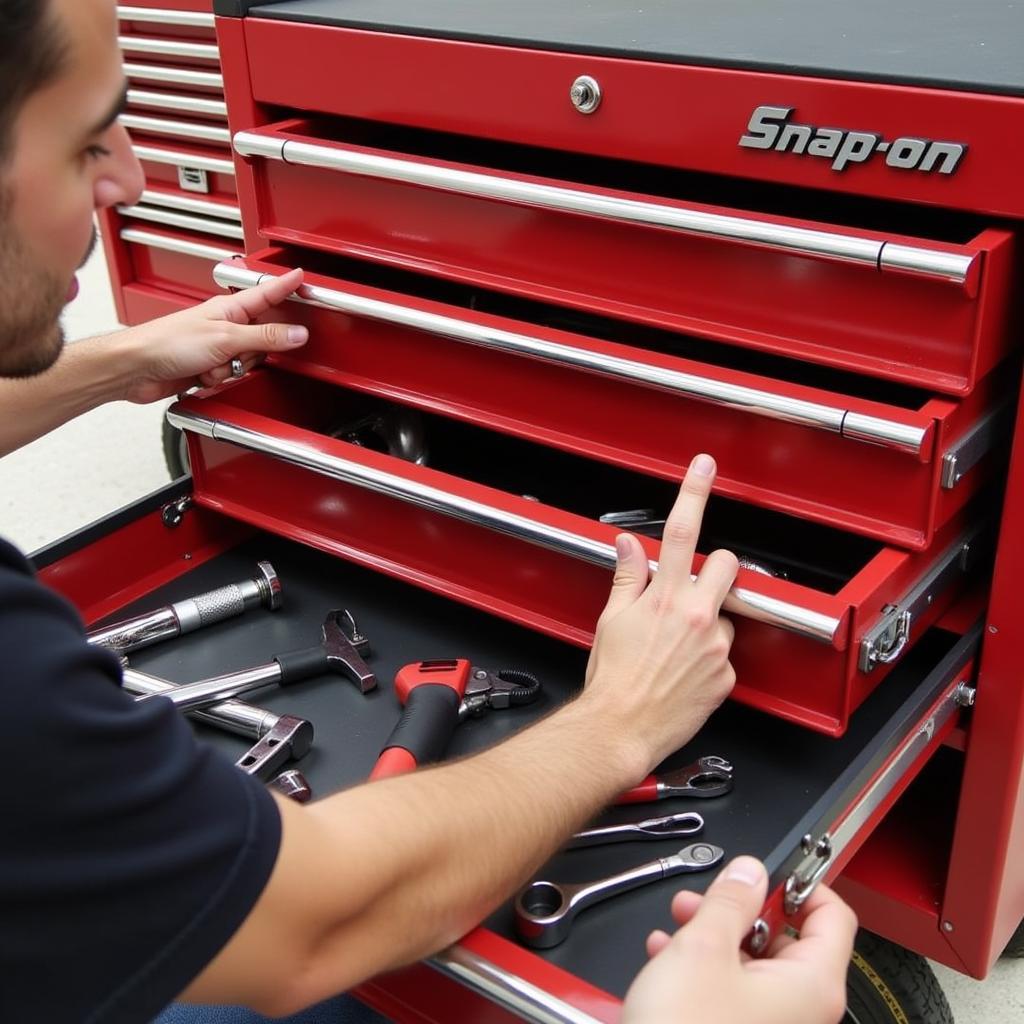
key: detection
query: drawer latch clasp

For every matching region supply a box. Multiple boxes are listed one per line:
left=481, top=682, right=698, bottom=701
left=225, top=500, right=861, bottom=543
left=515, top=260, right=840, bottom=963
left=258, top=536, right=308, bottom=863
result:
left=784, top=832, right=834, bottom=915
left=858, top=524, right=987, bottom=674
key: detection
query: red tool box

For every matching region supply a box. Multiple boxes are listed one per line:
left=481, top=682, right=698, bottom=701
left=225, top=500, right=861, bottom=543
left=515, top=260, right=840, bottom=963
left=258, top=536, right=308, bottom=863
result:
left=73, top=1, right=1024, bottom=1019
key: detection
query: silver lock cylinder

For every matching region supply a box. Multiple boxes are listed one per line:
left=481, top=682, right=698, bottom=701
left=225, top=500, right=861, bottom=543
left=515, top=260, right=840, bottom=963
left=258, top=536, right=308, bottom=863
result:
left=570, top=75, right=602, bottom=114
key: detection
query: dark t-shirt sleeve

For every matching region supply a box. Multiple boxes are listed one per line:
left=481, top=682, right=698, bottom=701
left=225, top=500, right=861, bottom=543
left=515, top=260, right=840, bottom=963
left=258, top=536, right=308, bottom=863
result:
left=0, top=539, right=283, bottom=1024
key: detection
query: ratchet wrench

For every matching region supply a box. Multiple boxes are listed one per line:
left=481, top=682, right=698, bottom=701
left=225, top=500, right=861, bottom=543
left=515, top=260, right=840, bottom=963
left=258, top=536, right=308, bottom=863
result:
left=515, top=842, right=724, bottom=948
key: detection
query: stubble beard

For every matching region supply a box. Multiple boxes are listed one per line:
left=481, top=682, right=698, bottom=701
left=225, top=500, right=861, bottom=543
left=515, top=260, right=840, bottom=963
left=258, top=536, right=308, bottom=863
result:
left=0, top=184, right=68, bottom=378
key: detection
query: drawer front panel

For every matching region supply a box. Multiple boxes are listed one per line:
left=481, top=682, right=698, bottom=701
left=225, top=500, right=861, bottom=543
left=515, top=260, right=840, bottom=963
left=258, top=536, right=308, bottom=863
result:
left=218, top=254, right=1003, bottom=550
left=234, top=119, right=1016, bottom=394
left=119, top=226, right=236, bottom=298
left=134, top=142, right=237, bottom=201
left=170, top=372, right=982, bottom=734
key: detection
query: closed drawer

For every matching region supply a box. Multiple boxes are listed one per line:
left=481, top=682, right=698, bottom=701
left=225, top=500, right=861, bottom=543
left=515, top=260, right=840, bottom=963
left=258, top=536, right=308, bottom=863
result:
left=117, top=4, right=216, bottom=44
left=132, top=140, right=237, bottom=200
left=117, top=224, right=237, bottom=300
left=215, top=248, right=1008, bottom=551
left=233, top=117, right=1017, bottom=395
left=168, top=370, right=988, bottom=735
left=38, top=491, right=980, bottom=1023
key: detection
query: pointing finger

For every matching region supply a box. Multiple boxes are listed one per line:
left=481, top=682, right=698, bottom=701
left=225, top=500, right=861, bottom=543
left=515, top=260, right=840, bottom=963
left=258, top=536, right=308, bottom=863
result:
left=651, top=454, right=716, bottom=594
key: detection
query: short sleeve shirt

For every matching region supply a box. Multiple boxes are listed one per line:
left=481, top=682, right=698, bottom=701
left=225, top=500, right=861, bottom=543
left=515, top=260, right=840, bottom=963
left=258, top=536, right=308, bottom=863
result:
left=0, top=537, right=282, bottom=1023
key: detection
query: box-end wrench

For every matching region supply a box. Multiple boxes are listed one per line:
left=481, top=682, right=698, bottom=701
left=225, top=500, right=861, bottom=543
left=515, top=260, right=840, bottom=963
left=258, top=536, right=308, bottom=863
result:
left=88, top=561, right=282, bottom=653
left=567, top=812, right=705, bottom=849
left=123, top=665, right=314, bottom=802
left=134, top=609, right=375, bottom=713
left=514, top=842, right=724, bottom=949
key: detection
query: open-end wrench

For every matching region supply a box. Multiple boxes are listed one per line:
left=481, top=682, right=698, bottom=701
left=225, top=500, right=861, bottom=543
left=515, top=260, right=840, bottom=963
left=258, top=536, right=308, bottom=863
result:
left=616, top=756, right=734, bottom=805
left=123, top=665, right=315, bottom=802
left=515, top=842, right=725, bottom=948
left=135, top=609, right=375, bottom=713
left=568, top=812, right=704, bottom=849
left=88, top=562, right=282, bottom=652
left=369, top=660, right=540, bottom=779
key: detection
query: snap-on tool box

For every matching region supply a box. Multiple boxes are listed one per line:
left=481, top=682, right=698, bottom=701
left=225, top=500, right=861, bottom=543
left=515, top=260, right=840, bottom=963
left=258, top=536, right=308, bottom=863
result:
left=73, top=1, right=1024, bottom=1020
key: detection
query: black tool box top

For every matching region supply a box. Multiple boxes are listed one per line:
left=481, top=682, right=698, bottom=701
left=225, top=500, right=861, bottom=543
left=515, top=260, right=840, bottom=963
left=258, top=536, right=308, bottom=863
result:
left=218, top=0, right=1024, bottom=97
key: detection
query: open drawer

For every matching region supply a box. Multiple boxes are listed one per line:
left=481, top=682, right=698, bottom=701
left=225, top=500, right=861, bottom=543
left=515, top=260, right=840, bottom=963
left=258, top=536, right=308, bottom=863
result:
left=232, top=116, right=1017, bottom=395
left=167, top=370, right=989, bottom=735
left=215, top=248, right=1010, bottom=550
left=35, top=486, right=980, bottom=1023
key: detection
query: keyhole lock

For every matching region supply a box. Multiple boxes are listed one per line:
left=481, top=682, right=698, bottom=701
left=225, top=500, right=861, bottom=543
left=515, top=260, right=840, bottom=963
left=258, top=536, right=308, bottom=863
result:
left=570, top=75, right=602, bottom=114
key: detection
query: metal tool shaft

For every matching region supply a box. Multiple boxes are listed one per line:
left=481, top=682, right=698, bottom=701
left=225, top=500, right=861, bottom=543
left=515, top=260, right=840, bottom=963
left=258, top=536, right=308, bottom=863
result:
left=122, top=667, right=279, bottom=738
left=88, top=561, right=281, bottom=652
left=150, top=663, right=284, bottom=713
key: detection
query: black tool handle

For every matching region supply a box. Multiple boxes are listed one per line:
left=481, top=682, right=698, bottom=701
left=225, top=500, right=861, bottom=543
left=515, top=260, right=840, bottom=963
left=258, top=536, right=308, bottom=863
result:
left=370, top=684, right=462, bottom=778
left=274, top=646, right=328, bottom=685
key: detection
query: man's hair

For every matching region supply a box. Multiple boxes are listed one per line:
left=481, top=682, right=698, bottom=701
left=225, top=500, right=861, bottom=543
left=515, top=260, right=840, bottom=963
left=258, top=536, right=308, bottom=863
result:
left=0, top=0, right=68, bottom=162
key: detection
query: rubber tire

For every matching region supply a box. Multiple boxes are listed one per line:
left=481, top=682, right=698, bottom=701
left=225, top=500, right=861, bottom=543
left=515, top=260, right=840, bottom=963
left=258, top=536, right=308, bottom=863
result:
left=1002, top=918, right=1024, bottom=958
left=162, top=418, right=190, bottom=480
left=845, top=931, right=954, bottom=1024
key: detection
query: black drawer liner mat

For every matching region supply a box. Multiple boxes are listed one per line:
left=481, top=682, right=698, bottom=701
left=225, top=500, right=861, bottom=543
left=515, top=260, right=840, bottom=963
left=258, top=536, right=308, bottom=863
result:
left=113, top=531, right=961, bottom=1000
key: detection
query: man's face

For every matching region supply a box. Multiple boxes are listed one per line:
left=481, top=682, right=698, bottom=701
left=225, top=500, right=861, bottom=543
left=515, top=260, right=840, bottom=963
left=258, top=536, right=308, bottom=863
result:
left=0, top=0, right=144, bottom=377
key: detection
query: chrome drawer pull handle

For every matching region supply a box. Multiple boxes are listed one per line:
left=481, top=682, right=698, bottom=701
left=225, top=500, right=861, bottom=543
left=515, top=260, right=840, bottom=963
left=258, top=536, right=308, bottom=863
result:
left=117, top=35, right=219, bottom=62
left=132, top=144, right=235, bottom=176
left=120, top=227, right=238, bottom=262
left=117, top=6, right=215, bottom=28
left=136, top=190, right=241, bottom=222
left=121, top=113, right=230, bottom=146
left=212, top=262, right=928, bottom=457
left=116, top=204, right=244, bottom=240
left=127, top=89, right=227, bottom=119
left=232, top=130, right=977, bottom=289
left=124, top=62, right=224, bottom=90
left=167, top=406, right=845, bottom=647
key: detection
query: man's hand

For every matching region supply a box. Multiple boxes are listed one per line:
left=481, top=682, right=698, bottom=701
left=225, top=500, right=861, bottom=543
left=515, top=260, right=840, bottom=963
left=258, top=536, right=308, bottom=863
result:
left=120, top=267, right=309, bottom=403
left=622, top=856, right=857, bottom=1024
left=582, top=453, right=739, bottom=774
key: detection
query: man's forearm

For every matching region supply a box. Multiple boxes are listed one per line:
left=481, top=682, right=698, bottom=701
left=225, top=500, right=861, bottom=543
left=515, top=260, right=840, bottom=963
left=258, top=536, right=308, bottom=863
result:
left=0, top=333, right=137, bottom=456
left=240, top=693, right=645, bottom=1012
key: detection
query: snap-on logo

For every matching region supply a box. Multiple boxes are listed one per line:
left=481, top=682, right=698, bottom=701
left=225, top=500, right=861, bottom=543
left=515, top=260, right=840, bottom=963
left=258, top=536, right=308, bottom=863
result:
left=738, top=105, right=966, bottom=175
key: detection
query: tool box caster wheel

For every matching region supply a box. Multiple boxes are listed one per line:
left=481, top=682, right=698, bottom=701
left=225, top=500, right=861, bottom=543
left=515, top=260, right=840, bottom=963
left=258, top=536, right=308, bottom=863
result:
left=1002, top=918, right=1024, bottom=958
left=162, top=419, right=189, bottom=480
left=845, top=931, right=953, bottom=1024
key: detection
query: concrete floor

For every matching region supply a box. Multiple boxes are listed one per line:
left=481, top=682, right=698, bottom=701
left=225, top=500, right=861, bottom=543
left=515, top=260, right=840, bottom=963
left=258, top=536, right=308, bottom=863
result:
left=1, top=243, right=1021, bottom=1022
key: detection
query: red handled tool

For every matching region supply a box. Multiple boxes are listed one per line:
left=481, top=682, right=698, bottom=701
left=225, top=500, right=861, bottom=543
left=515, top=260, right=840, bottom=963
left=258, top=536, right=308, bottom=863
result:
left=370, top=659, right=541, bottom=779
left=616, top=755, right=734, bottom=804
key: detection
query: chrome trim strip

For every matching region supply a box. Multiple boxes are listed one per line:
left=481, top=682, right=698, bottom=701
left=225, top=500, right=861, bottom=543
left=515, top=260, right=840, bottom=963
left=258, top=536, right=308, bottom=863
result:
left=132, top=143, right=235, bottom=175
left=233, top=131, right=976, bottom=287
left=137, top=189, right=241, bottom=221
left=167, top=407, right=845, bottom=645
left=121, top=113, right=230, bottom=145
left=120, top=227, right=238, bottom=262
left=117, top=204, right=244, bottom=239
left=124, top=62, right=223, bottom=89
left=117, top=6, right=215, bottom=27
left=127, top=89, right=227, bottom=118
left=118, top=36, right=220, bottom=61
left=211, top=262, right=926, bottom=456
left=430, top=947, right=604, bottom=1024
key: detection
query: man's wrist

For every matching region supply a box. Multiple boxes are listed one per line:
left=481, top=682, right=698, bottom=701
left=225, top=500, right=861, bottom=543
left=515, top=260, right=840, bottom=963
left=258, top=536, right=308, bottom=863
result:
left=559, top=689, right=652, bottom=788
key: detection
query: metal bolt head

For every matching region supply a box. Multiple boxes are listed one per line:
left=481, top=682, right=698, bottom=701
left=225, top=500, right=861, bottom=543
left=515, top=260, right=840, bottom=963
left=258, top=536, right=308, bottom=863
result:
left=943, top=920, right=955, bottom=933
left=749, top=918, right=771, bottom=954
left=569, top=75, right=601, bottom=114
left=256, top=560, right=283, bottom=611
